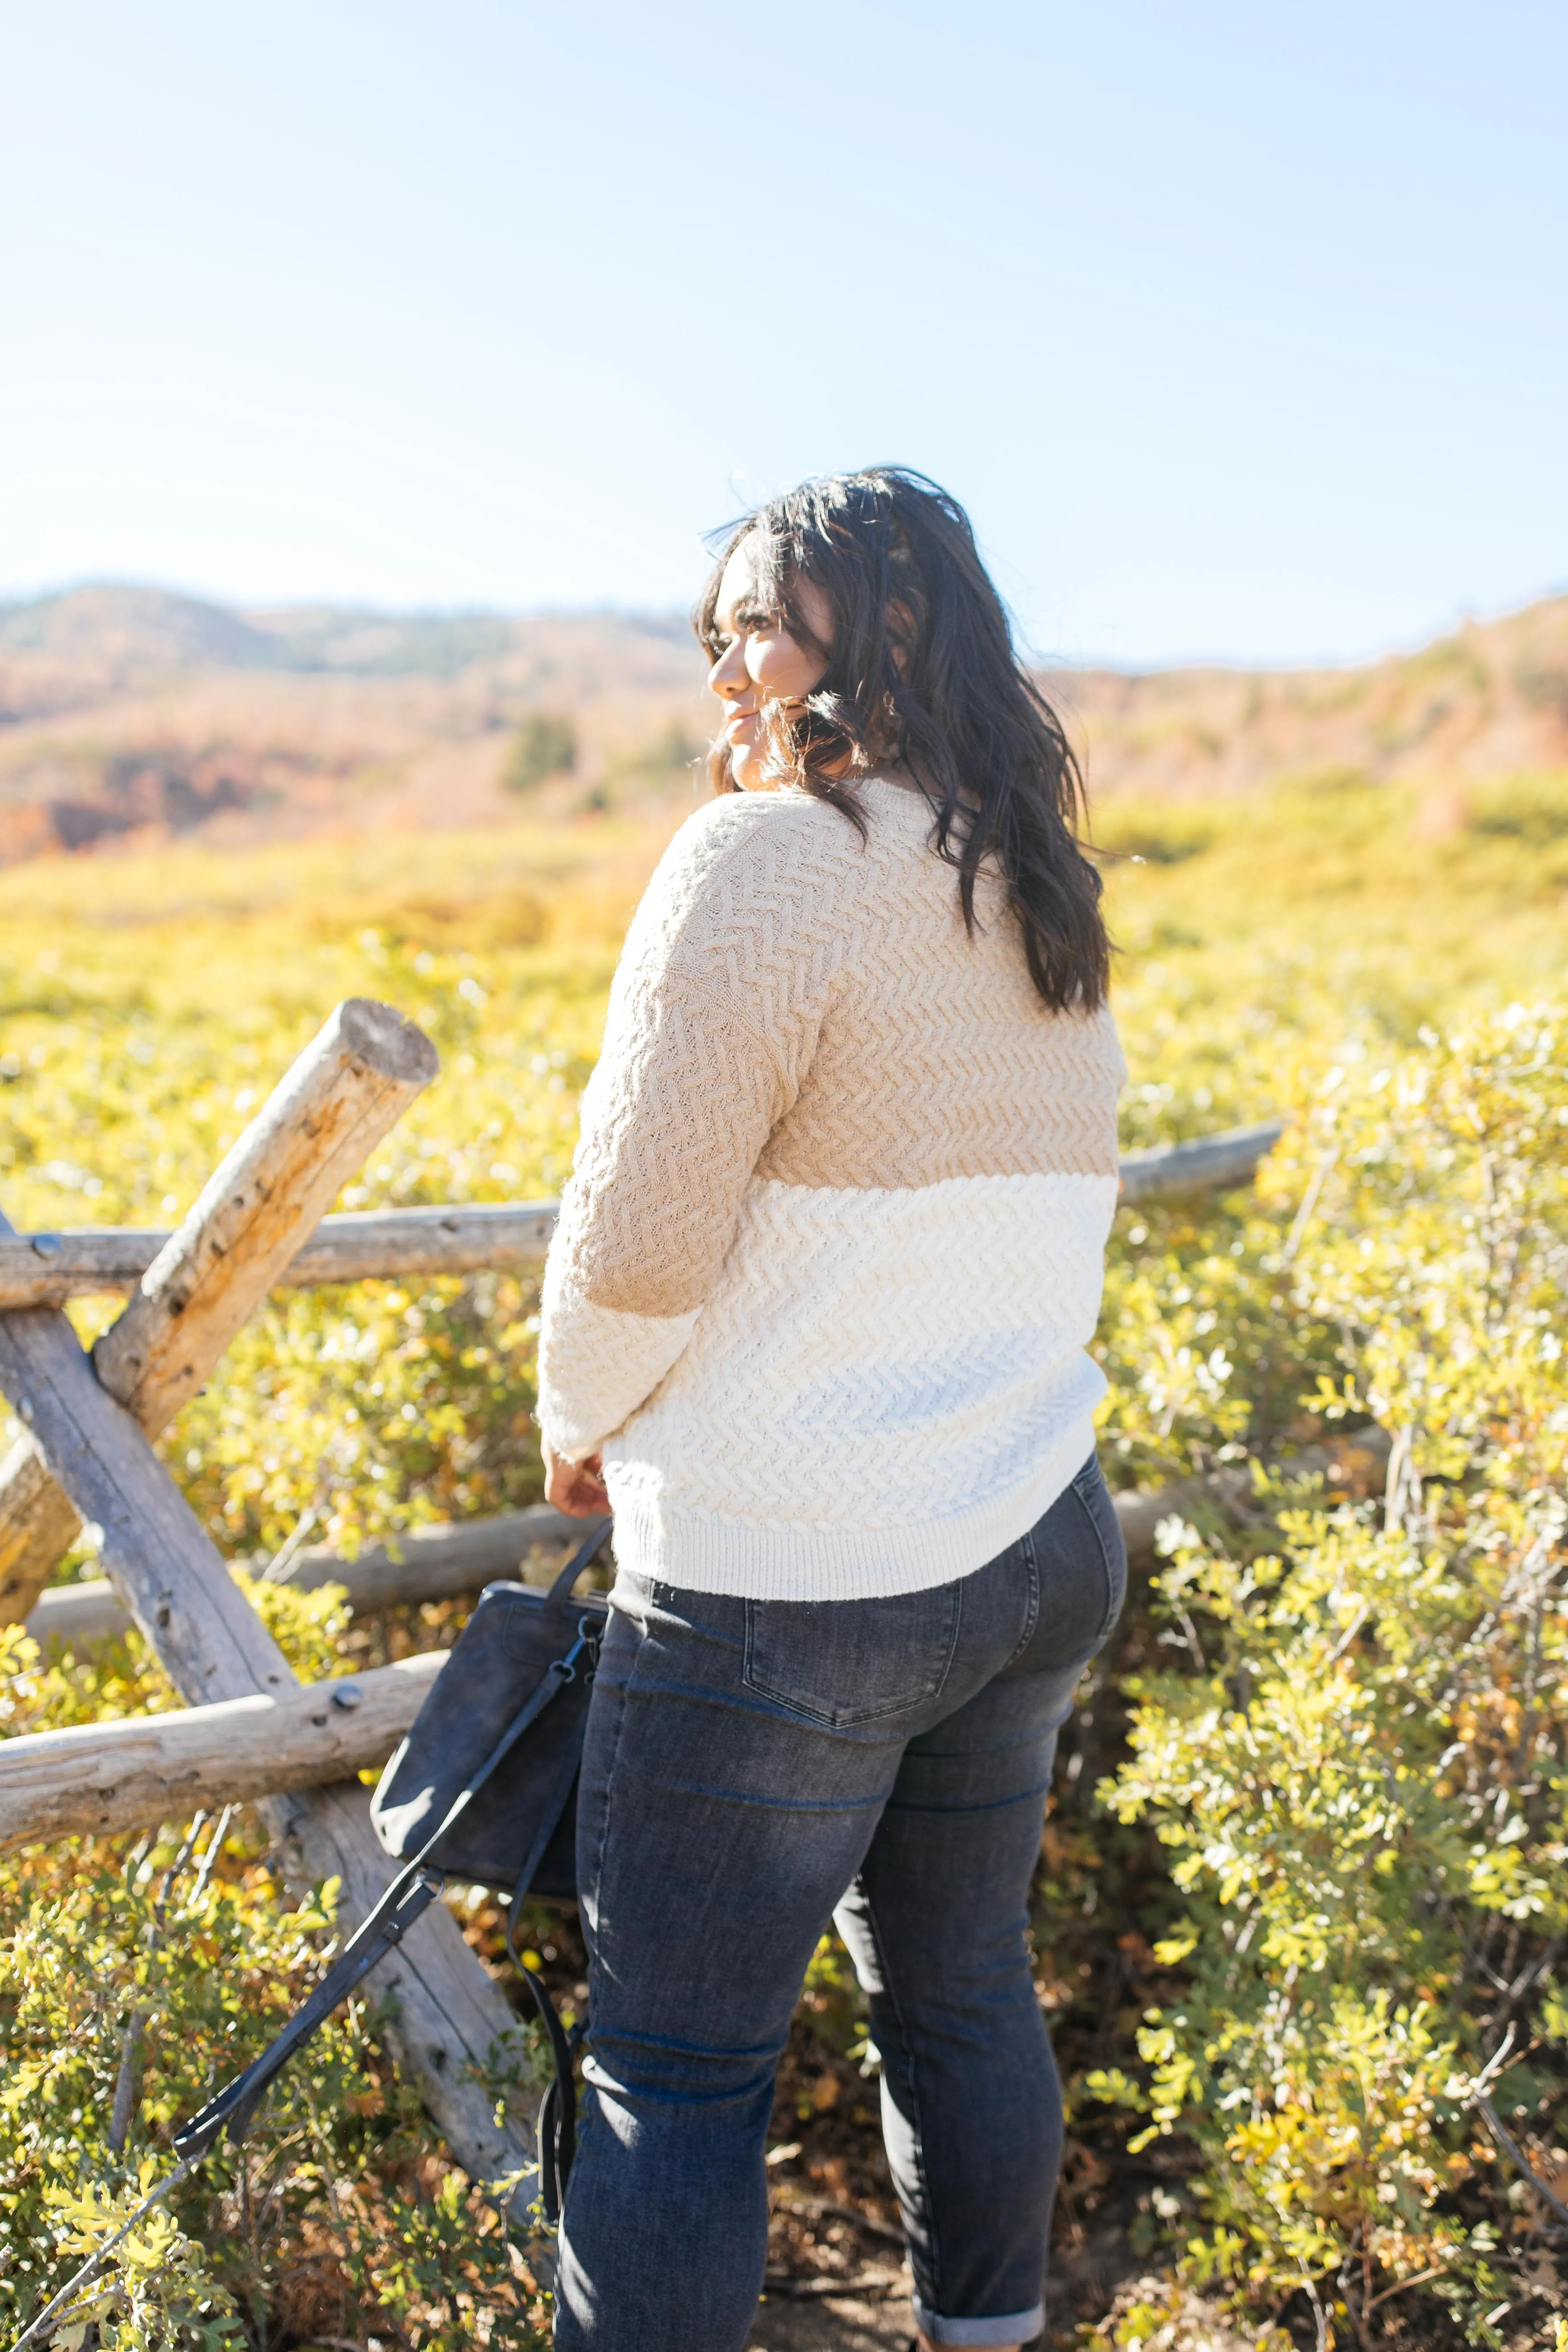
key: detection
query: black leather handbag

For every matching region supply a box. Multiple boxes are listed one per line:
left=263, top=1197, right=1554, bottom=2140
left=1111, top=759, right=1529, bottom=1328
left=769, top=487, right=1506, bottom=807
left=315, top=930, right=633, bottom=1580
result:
left=174, top=1523, right=613, bottom=2220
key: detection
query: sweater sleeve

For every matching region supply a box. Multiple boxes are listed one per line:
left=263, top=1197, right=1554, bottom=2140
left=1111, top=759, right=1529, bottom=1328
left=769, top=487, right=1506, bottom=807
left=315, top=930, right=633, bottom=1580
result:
left=536, top=796, right=833, bottom=1461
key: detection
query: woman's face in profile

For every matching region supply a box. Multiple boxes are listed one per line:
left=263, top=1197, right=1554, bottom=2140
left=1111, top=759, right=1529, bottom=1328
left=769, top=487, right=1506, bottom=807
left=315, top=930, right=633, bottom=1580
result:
left=707, top=536, right=831, bottom=789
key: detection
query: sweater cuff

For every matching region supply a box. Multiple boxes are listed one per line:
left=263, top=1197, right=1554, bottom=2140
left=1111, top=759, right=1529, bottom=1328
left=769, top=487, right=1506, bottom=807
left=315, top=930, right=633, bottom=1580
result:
left=537, top=1275, right=699, bottom=1462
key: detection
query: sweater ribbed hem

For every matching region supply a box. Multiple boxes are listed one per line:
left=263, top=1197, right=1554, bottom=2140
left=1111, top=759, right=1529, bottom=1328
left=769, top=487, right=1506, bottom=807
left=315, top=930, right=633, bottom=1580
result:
left=602, top=1412, right=1098, bottom=1600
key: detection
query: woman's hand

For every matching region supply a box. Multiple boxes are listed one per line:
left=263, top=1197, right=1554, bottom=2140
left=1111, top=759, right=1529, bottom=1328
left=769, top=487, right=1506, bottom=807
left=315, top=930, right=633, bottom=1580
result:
left=543, top=1434, right=611, bottom=1517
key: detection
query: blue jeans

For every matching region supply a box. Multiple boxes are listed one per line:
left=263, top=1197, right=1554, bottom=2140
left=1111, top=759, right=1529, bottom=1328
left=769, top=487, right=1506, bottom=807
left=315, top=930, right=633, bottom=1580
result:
left=554, top=1457, right=1127, bottom=2351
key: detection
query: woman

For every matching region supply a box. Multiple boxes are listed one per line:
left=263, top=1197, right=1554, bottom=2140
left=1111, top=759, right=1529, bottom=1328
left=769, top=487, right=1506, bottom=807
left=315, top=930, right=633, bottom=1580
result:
left=537, top=468, right=1126, bottom=2352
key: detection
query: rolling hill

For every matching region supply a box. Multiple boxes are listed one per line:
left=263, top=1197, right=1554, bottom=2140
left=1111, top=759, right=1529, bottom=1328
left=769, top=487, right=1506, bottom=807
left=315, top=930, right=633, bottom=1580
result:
left=0, top=581, right=1563, bottom=868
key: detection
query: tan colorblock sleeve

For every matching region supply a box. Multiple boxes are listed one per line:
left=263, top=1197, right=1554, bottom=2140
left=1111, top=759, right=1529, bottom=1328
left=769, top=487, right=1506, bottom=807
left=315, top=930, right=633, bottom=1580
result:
left=537, top=796, right=837, bottom=1460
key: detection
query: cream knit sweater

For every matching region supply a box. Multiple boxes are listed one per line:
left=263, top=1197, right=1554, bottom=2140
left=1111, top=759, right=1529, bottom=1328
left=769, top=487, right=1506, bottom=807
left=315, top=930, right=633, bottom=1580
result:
left=537, top=776, right=1126, bottom=1600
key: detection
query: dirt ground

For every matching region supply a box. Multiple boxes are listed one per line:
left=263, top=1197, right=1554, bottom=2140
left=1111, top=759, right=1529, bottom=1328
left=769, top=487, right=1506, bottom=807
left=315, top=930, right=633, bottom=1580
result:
left=752, top=2164, right=915, bottom=2350
left=749, top=2281, right=914, bottom=2352
left=740, top=2025, right=1150, bottom=2352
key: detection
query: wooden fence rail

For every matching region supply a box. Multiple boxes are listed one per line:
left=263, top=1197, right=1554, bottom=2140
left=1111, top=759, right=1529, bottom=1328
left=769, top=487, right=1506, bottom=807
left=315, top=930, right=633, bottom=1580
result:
left=0, top=1202, right=560, bottom=1312
left=3, top=1427, right=1395, bottom=1855
left=25, top=1501, right=594, bottom=1648
left=0, top=1119, right=1286, bottom=1315
left=23, top=1474, right=1204, bottom=1655
left=0, top=1651, right=446, bottom=1853
left=23, top=1411, right=1313, bottom=1654
left=1115, top=1116, right=1284, bottom=1204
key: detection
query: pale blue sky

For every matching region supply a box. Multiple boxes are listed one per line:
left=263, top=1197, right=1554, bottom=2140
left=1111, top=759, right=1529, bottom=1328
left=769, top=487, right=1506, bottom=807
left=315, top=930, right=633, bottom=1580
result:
left=3, top=0, right=1564, bottom=666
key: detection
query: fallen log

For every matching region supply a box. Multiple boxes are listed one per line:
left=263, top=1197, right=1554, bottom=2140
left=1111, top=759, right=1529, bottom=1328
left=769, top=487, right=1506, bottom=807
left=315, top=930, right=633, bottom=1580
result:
left=0, top=1650, right=446, bottom=1853
left=0, top=1122, right=1288, bottom=1316
left=26, top=1502, right=599, bottom=1649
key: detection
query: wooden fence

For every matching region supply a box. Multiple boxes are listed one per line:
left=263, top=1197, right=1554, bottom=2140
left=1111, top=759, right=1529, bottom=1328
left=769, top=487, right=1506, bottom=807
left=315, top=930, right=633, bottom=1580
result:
left=0, top=1117, right=1282, bottom=1313
left=4, top=1425, right=1398, bottom=1863
left=0, top=1002, right=538, bottom=2198
left=0, top=1007, right=1287, bottom=2198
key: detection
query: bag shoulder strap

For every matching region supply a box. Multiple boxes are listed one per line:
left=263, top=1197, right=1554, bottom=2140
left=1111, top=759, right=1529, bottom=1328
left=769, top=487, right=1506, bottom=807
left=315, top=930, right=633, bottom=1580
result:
left=543, top=1515, right=612, bottom=1612
left=176, top=1515, right=615, bottom=2188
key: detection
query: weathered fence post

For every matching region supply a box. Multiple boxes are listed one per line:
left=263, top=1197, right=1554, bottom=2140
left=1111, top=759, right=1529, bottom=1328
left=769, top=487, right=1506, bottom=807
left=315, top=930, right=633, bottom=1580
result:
left=0, top=998, right=437, bottom=1625
left=0, top=1436, right=82, bottom=1625
left=93, top=998, right=440, bottom=1432
left=0, top=1002, right=542, bottom=2198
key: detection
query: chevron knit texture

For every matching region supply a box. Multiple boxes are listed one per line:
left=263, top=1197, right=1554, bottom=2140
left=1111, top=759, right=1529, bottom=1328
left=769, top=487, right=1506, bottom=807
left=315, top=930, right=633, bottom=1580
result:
left=537, top=776, right=1126, bottom=1599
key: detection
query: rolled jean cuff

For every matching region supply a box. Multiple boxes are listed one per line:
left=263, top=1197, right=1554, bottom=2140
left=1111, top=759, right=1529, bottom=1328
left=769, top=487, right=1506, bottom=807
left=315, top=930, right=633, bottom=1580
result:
left=912, top=2299, right=1045, bottom=2347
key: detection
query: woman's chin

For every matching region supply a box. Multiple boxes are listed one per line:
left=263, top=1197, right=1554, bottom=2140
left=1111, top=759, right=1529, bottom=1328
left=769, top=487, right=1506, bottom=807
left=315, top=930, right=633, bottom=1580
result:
left=727, top=744, right=768, bottom=792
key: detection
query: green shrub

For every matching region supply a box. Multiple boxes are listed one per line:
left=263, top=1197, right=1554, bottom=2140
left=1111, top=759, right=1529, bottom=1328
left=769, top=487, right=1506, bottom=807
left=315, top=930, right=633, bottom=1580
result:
left=502, top=715, right=576, bottom=793
left=1085, top=1007, right=1568, bottom=2344
left=1468, top=775, right=1568, bottom=850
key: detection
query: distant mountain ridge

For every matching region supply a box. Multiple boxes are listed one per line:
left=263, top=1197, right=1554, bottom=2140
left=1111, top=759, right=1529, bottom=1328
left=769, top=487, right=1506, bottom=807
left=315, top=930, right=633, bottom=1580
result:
left=0, top=583, right=692, bottom=697
left=0, top=579, right=1564, bottom=867
left=0, top=585, right=279, bottom=679
left=0, top=586, right=708, bottom=864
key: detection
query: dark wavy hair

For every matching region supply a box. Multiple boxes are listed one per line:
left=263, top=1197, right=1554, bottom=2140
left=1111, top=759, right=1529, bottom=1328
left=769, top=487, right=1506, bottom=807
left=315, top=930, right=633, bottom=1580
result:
left=694, top=466, right=1109, bottom=1014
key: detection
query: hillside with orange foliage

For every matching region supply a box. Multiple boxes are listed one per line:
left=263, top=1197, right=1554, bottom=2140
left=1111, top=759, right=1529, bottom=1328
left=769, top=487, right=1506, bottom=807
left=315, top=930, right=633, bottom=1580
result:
left=1, top=582, right=1564, bottom=869
left=0, top=588, right=709, bottom=865
left=1055, top=590, right=1568, bottom=806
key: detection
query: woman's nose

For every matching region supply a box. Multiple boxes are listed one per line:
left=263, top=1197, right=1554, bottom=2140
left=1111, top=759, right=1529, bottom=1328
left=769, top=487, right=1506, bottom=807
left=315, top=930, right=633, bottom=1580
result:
left=708, top=641, right=749, bottom=699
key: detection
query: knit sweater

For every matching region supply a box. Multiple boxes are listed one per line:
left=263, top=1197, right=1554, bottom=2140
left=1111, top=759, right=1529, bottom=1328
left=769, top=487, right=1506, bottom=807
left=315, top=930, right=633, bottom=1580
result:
left=536, top=776, right=1126, bottom=1600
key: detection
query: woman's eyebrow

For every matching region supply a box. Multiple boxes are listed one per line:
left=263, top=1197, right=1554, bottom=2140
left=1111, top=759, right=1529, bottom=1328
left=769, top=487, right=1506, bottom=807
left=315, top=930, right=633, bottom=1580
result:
left=710, top=598, right=769, bottom=640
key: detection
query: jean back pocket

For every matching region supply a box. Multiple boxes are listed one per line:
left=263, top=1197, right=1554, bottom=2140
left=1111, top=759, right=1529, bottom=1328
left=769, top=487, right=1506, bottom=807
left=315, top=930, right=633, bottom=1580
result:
left=1006, top=1457, right=1128, bottom=1676
left=743, top=1582, right=962, bottom=1728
